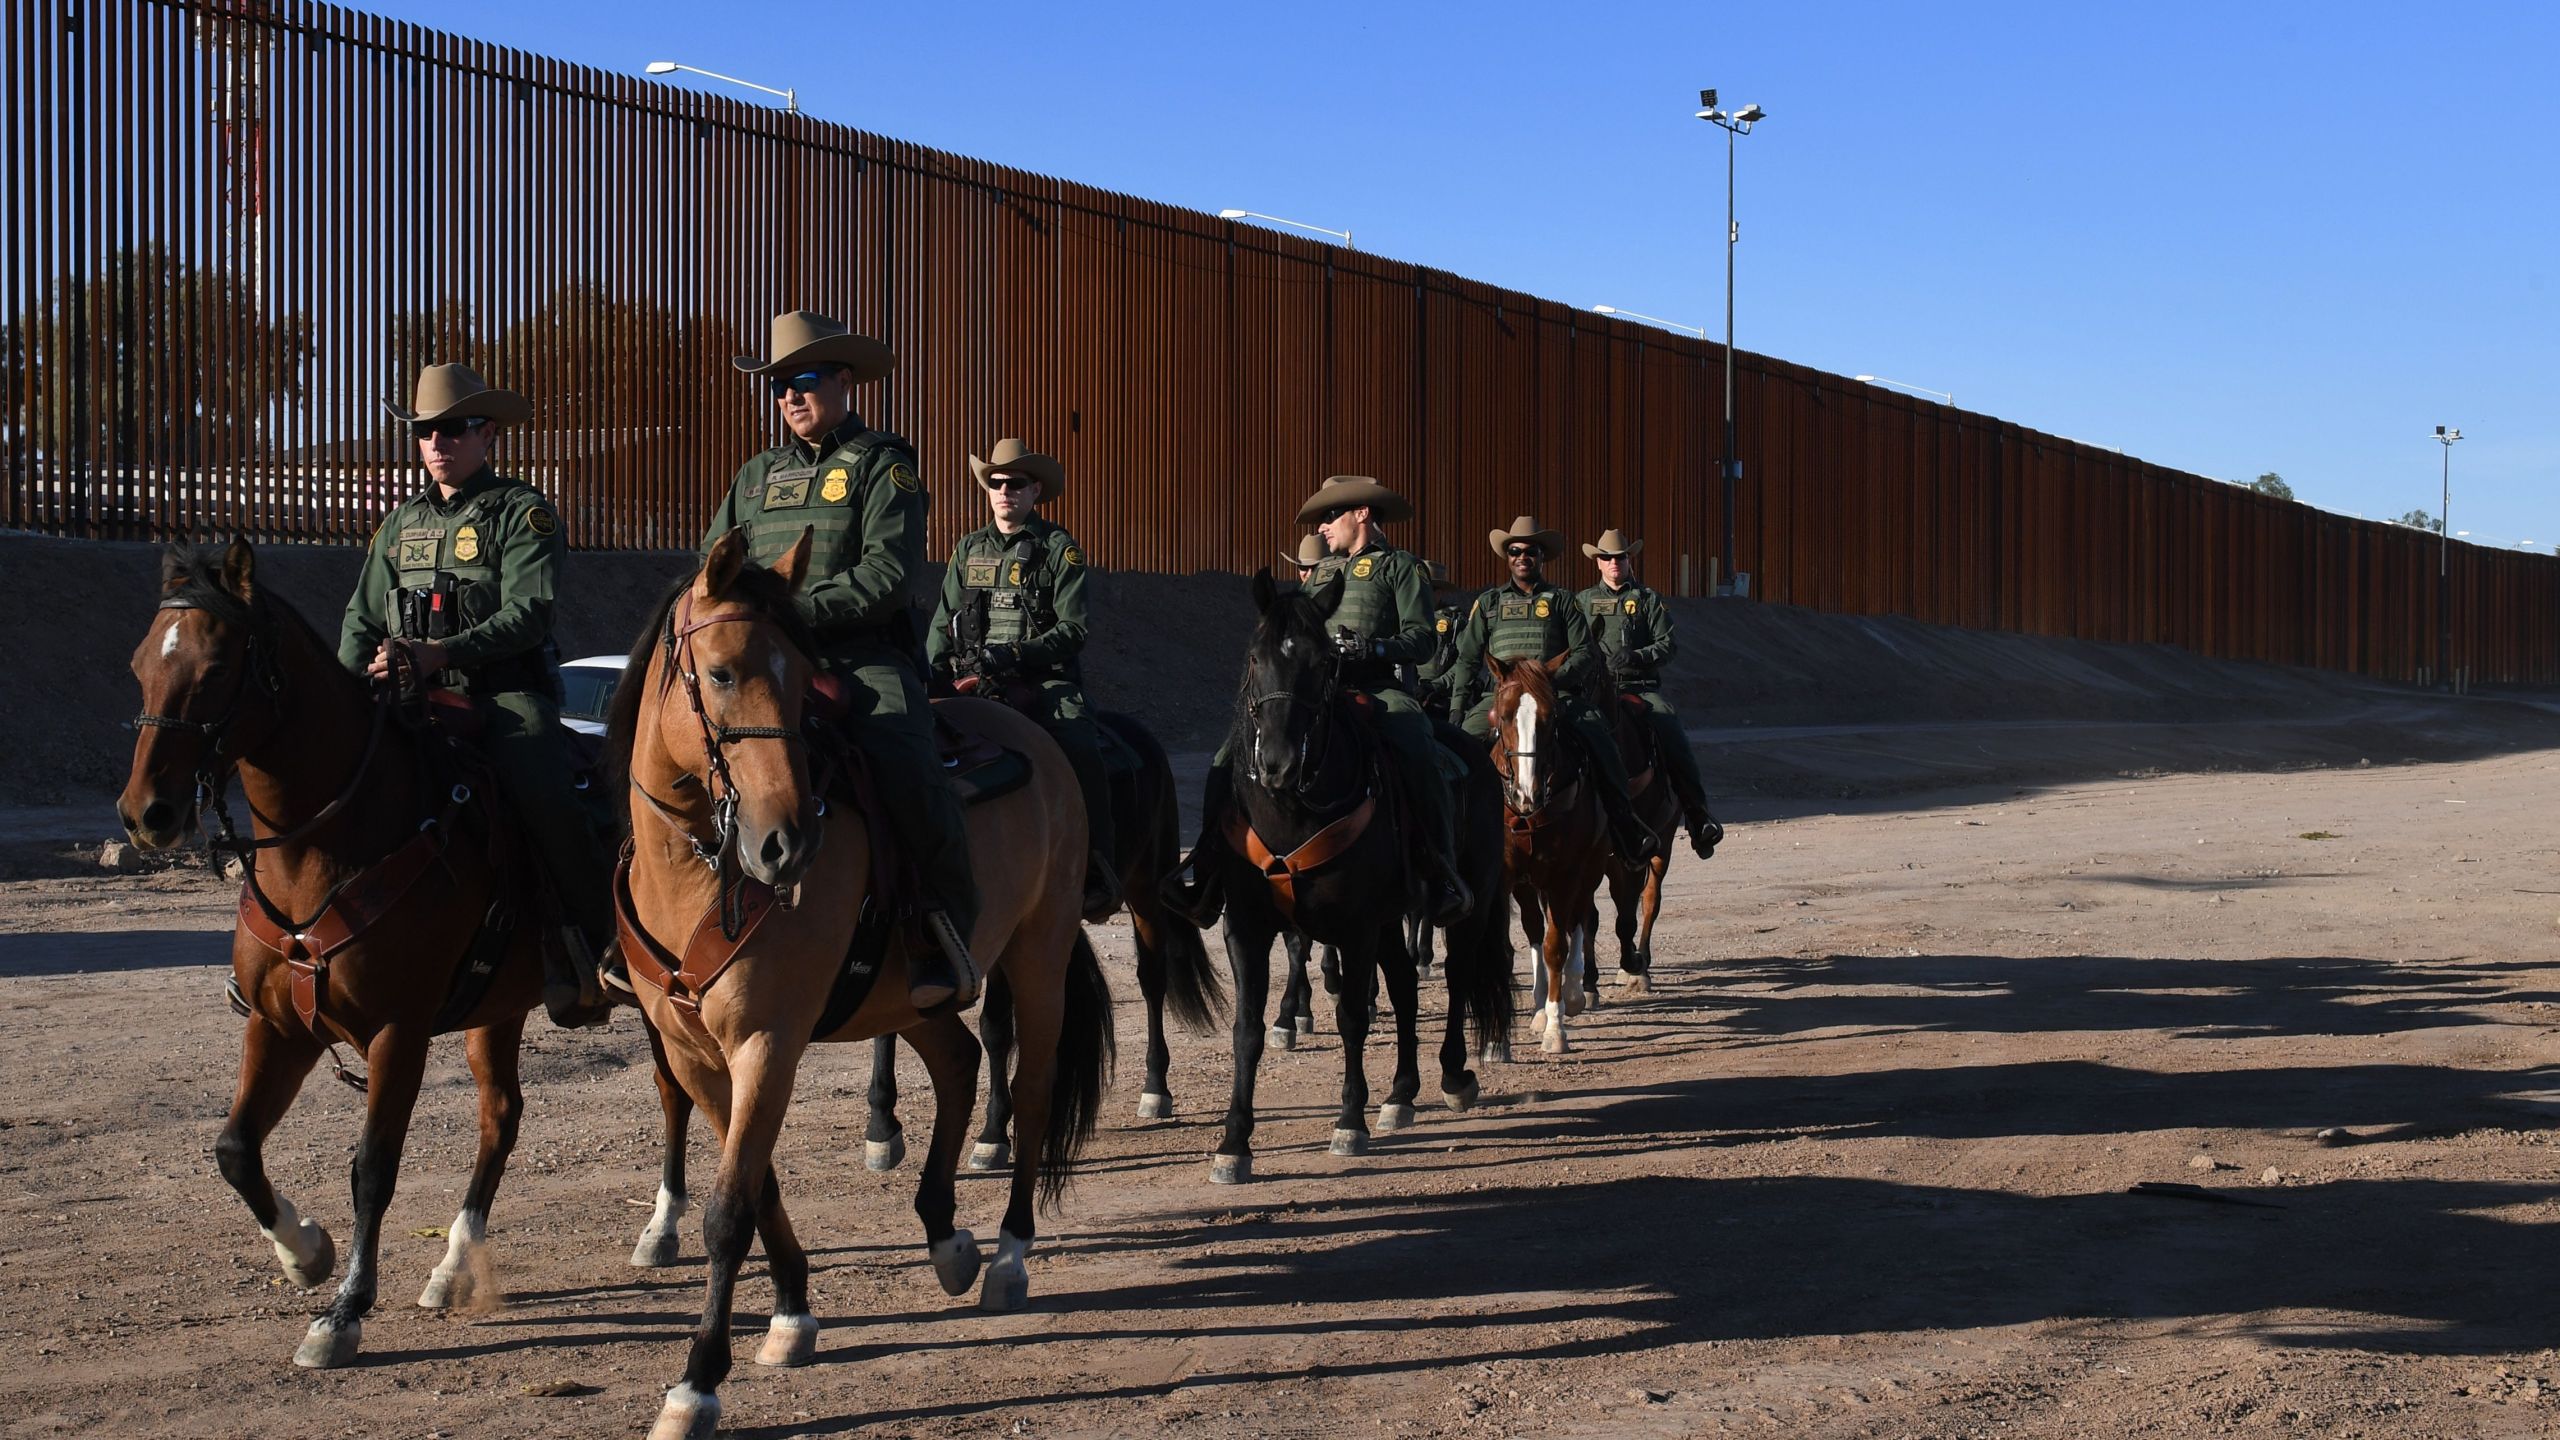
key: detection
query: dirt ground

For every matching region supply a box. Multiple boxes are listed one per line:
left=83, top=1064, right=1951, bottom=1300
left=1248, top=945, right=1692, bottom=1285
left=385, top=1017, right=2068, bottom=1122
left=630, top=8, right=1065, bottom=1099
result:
left=6, top=741, right=2560, bottom=1438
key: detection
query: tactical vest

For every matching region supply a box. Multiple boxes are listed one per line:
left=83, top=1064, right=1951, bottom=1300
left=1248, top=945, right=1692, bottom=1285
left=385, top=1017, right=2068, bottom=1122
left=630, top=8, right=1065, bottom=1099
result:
left=384, top=479, right=557, bottom=697
left=955, top=525, right=1071, bottom=677
left=1585, top=584, right=1660, bottom=689
left=1318, top=545, right=1414, bottom=691
left=740, top=429, right=886, bottom=575
left=1483, top=584, right=1575, bottom=663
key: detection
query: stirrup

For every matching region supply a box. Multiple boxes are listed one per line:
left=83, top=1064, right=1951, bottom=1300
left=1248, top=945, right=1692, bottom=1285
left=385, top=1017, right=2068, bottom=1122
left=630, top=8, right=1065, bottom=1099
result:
left=912, top=909, right=983, bottom=1012
left=1161, top=846, right=1225, bottom=929
left=1081, top=850, right=1124, bottom=923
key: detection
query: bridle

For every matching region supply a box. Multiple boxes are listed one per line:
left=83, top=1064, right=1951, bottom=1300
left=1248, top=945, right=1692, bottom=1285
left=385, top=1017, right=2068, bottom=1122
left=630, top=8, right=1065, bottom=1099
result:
left=629, top=588, right=811, bottom=938
left=1244, top=633, right=1347, bottom=803
left=1492, top=675, right=1581, bottom=821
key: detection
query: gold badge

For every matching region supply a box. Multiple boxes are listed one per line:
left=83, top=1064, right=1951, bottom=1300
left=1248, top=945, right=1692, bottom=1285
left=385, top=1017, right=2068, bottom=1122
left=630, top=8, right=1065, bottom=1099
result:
left=888, top=462, right=921, bottom=493
left=1062, top=546, right=1082, bottom=567
left=1007, top=560, right=1025, bottom=587
left=1534, top=598, right=1551, bottom=619
left=821, top=468, right=850, bottom=503
left=1352, top=555, right=1376, bottom=580
left=526, top=507, right=557, bottom=537
left=453, top=525, right=481, bottom=564
left=1623, top=597, right=1638, bottom=615
left=1436, top=616, right=1451, bottom=634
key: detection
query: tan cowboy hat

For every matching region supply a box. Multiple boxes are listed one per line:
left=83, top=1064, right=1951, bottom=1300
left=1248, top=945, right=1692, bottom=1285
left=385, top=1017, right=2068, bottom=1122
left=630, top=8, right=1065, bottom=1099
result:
left=731, top=309, right=896, bottom=383
left=1581, top=527, right=1645, bottom=559
left=1487, top=515, right=1566, bottom=561
left=1294, top=474, right=1413, bottom=524
left=1282, top=534, right=1328, bottom=570
left=381, top=363, right=530, bottom=426
left=968, top=438, right=1067, bottom=499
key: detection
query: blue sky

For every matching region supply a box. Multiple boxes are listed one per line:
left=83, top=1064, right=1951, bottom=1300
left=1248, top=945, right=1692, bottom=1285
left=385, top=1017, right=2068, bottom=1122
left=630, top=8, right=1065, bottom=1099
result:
left=380, top=1, right=2558, bottom=549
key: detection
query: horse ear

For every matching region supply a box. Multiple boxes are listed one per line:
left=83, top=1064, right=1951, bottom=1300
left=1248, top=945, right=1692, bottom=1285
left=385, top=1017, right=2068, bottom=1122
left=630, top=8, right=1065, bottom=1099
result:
left=160, top=543, right=193, bottom=593
left=771, top=526, right=814, bottom=593
left=1251, top=566, right=1278, bottom=613
left=219, top=534, right=256, bottom=603
left=698, top=527, right=748, bottom=603
left=1486, top=654, right=1514, bottom=680
left=1541, top=651, right=1570, bottom=674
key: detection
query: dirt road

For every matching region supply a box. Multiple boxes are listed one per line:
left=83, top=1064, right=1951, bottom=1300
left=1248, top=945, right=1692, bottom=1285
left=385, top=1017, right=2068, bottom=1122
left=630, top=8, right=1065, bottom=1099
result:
left=5, top=747, right=2560, bottom=1438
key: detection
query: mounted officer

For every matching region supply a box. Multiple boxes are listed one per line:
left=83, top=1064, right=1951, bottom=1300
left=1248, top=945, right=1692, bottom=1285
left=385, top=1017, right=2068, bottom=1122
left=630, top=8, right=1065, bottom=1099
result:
left=1447, top=515, right=1661, bottom=865
left=1167, top=475, right=1473, bottom=928
left=926, top=438, right=1120, bottom=921
left=1283, top=533, right=1325, bottom=584
left=701, top=310, right=979, bottom=1012
left=1413, top=559, right=1467, bottom=716
left=1580, top=527, right=1723, bottom=859
left=336, top=363, right=614, bottom=1029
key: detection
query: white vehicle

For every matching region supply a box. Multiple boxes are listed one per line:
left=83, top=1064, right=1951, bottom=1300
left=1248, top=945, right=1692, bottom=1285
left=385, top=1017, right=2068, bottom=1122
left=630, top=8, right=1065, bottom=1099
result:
left=558, top=654, right=629, bottom=737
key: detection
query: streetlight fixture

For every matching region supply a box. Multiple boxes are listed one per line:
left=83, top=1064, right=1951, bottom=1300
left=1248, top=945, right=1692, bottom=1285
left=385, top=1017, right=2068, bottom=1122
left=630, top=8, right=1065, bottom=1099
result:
left=1591, top=304, right=1708, bottom=338
left=1853, top=374, right=1954, bottom=406
left=643, top=60, right=798, bottom=113
left=1217, top=209, right=1354, bottom=248
left=2434, top=424, right=2462, bottom=689
left=1697, top=87, right=1765, bottom=596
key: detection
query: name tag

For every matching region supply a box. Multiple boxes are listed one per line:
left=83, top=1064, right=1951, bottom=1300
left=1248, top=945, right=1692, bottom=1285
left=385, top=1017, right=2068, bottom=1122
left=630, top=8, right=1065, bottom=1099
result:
left=964, top=558, right=1000, bottom=588
left=1587, top=598, right=1615, bottom=616
left=990, top=591, right=1024, bottom=610
left=396, top=526, right=445, bottom=570
left=1498, top=596, right=1532, bottom=621
left=764, top=466, right=816, bottom=510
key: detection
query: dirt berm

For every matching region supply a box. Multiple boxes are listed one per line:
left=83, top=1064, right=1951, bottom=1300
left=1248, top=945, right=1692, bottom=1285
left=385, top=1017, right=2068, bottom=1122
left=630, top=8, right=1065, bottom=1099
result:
left=6, top=531, right=2552, bottom=806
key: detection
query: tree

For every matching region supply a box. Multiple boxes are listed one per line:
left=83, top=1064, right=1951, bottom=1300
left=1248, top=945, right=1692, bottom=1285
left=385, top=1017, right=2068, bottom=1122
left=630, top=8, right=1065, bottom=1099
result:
left=387, top=281, right=743, bottom=432
left=3, top=243, right=314, bottom=470
left=2249, top=471, right=2294, bottom=501
left=2397, top=509, right=2443, bottom=533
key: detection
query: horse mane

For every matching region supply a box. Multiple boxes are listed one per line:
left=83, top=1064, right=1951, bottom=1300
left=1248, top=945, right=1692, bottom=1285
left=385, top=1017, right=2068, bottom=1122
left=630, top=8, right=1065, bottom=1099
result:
left=603, top=558, right=818, bottom=783
left=159, top=543, right=352, bottom=691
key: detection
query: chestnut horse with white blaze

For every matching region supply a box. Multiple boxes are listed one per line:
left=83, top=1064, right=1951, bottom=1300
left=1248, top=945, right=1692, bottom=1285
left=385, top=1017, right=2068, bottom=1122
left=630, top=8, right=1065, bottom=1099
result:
left=611, top=530, right=1109, bottom=1440
left=1485, top=653, right=1614, bottom=1054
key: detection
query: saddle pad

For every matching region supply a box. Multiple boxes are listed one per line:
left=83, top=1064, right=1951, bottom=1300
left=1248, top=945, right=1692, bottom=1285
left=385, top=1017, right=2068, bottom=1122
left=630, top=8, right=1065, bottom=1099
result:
left=933, top=709, right=1033, bottom=808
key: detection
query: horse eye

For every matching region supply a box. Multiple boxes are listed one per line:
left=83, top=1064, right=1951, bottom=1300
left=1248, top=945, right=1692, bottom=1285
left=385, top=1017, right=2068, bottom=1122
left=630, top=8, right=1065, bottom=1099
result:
left=707, top=667, right=736, bottom=688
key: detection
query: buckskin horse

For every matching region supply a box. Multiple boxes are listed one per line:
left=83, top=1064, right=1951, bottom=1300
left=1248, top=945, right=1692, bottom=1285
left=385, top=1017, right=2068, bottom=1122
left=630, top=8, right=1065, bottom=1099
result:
left=119, top=540, right=562, bottom=1369
left=853, top=703, right=1222, bottom=1176
left=1484, top=653, right=1615, bottom=1054
left=1202, top=571, right=1509, bottom=1182
left=611, top=530, right=1109, bottom=1440
left=1600, top=689, right=1680, bottom=994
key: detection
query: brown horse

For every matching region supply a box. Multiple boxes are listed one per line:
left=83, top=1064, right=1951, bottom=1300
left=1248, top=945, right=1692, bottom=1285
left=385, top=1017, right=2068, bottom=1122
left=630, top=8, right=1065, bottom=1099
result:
left=611, top=531, right=1109, bottom=1440
left=119, top=540, right=552, bottom=1369
left=1484, top=654, right=1614, bottom=1055
left=1599, top=691, right=1680, bottom=994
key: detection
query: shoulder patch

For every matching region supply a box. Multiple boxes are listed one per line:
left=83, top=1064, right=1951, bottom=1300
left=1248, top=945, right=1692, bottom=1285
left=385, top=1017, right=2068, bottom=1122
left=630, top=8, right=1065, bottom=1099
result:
left=1062, top=546, right=1082, bottom=567
left=887, top=462, right=921, bottom=493
left=525, top=506, right=557, bottom=537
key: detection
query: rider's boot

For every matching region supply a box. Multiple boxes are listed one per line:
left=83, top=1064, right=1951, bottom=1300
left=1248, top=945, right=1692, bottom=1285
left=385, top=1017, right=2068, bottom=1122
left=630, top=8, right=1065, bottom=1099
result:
left=909, top=908, right=983, bottom=1013
left=1402, top=770, right=1474, bottom=927
left=543, top=927, right=615, bottom=1029
left=1161, top=760, right=1234, bottom=929
left=1599, top=784, right=1662, bottom=867
left=1081, top=849, right=1125, bottom=923
left=1684, top=803, right=1724, bottom=860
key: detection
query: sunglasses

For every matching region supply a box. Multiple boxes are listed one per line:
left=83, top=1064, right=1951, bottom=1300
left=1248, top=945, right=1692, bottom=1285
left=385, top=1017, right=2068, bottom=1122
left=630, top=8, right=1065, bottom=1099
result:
left=983, top=475, right=1039, bottom=493
left=1505, top=544, right=1540, bottom=558
left=1315, top=506, right=1352, bottom=524
left=412, top=416, right=490, bottom=441
left=766, top=369, right=837, bottom=399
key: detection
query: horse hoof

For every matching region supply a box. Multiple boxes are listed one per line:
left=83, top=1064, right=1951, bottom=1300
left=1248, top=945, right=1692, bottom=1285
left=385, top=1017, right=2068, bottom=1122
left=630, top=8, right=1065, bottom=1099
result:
left=930, top=1230, right=982, bottom=1297
left=650, top=1382, right=721, bottom=1440
left=1623, top=974, right=1653, bottom=996
left=1542, top=1027, right=1569, bottom=1055
left=1480, top=1041, right=1512, bottom=1065
left=1209, top=1153, right=1253, bottom=1185
left=630, top=1226, right=684, bottom=1269
left=267, top=1206, right=335, bottom=1289
left=1329, top=1127, right=1368, bottom=1158
left=1136, top=1091, right=1173, bottom=1120
left=1529, top=1008, right=1549, bottom=1036
left=969, top=1140, right=1011, bottom=1171
left=292, top=1317, right=360, bottom=1369
left=1565, top=992, right=1589, bottom=1018
left=417, top=1263, right=473, bottom=1311
left=1444, top=1076, right=1480, bottom=1111
left=865, top=1134, right=906, bottom=1172
left=1268, top=1024, right=1297, bottom=1051
left=756, top=1312, right=818, bottom=1367
left=1296, top=1014, right=1318, bottom=1038
left=1376, top=1102, right=1416, bottom=1132
left=978, top=1232, right=1031, bottom=1312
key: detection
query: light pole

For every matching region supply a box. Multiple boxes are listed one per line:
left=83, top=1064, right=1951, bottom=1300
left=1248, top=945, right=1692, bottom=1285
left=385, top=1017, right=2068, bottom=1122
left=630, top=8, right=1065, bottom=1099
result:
left=643, top=60, right=798, bottom=113
left=1697, top=89, right=1764, bottom=596
left=1854, top=374, right=1953, bottom=406
left=1591, top=304, right=1708, bottom=337
left=2434, top=424, right=2462, bottom=689
left=1217, top=209, right=1354, bottom=249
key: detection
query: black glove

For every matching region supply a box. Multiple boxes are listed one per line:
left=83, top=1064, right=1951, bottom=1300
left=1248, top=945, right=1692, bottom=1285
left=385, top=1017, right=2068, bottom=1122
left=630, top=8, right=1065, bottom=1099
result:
left=1607, top=651, right=1635, bottom=680
left=980, top=643, right=1021, bottom=675
left=1333, top=629, right=1377, bottom=661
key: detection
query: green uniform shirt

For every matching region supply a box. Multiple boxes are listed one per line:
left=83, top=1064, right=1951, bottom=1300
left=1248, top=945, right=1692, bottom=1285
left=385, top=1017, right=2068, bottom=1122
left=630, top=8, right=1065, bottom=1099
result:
left=1415, top=596, right=1466, bottom=703
left=1308, top=540, right=1436, bottom=691
left=1578, top=581, right=1676, bottom=691
left=337, top=465, right=565, bottom=695
left=700, top=415, right=926, bottom=667
left=926, top=515, right=1091, bottom=681
left=1447, top=577, right=1596, bottom=718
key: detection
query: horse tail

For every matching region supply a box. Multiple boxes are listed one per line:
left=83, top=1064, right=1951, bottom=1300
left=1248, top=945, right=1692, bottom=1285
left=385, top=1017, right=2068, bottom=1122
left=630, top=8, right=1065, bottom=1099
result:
left=1453, top=898, right=1514, bottom=1056
left=1109, top=711, right=1225, bottom=1031
left=1040, top=929, right=1116, bottom=1208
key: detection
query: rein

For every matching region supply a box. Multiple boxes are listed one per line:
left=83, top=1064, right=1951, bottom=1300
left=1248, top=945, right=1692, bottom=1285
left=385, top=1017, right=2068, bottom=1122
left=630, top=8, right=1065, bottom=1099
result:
left=1492, top=680, right=1585, bottom=827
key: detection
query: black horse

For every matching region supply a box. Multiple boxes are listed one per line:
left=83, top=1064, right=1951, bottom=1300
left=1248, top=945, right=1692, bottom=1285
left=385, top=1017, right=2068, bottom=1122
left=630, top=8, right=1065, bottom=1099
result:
left=858, top=709, right=1223, bottom=1174
left=1203, top=571, right=1509, bottom=1183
